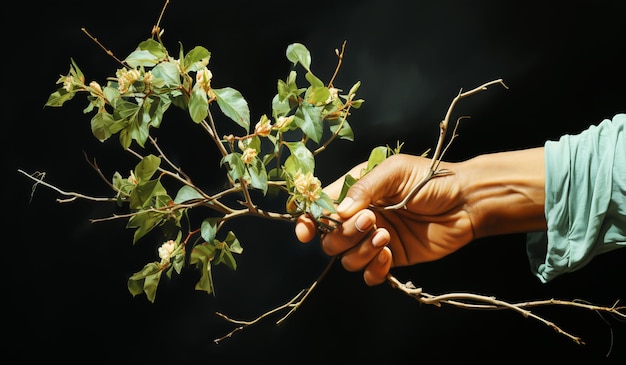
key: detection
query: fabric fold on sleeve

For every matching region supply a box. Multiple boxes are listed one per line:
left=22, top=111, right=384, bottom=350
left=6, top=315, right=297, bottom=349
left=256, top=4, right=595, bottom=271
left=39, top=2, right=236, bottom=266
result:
left=526, top=113, right=626, bottom=283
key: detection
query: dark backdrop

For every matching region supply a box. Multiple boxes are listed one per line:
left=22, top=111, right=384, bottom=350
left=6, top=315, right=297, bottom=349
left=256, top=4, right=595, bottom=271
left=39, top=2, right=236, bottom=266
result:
left=5, top=0, right=626, bottom=363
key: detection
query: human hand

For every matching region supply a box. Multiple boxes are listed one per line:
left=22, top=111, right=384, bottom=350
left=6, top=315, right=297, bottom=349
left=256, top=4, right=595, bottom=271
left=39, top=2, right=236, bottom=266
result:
left=295, top=153, right=474, bottom=285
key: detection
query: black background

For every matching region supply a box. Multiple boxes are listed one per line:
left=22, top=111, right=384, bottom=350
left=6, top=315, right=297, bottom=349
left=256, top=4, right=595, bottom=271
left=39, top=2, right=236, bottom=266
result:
left=5, top=0, right=626, bottom=363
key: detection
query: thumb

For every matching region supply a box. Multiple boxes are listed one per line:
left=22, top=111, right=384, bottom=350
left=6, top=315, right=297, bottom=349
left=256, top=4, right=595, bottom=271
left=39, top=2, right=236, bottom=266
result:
left=335, top=163, right=394, bottom=218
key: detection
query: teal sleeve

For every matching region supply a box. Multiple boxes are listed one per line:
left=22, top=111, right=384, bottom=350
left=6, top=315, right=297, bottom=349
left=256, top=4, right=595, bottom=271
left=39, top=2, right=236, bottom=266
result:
left=526, top=113, right=626, bottom=283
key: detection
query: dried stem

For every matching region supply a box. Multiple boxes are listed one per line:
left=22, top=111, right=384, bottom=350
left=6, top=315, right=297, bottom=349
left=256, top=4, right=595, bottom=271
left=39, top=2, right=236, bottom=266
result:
left=213, top=256, right=338, bottom=343
left=80, top=28, right=126, bottom=67
left=17, top=168, right=115, bottom=204
left=386, top=273, right=626, bottom=345
left=377, top=79, right=508, bottom=211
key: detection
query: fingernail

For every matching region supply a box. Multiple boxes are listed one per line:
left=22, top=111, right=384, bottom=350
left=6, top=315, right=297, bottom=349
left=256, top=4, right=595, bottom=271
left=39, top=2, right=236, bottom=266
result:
left=355, top=212, right=373, bottom=233
left=371, top=230, right=388, bottom=248
left=336, top=197, right=353, bottom=213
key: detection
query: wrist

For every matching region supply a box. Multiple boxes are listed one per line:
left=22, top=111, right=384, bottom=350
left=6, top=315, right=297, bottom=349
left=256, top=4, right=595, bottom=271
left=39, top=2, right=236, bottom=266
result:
left=458, top=147, right=547, bottom=239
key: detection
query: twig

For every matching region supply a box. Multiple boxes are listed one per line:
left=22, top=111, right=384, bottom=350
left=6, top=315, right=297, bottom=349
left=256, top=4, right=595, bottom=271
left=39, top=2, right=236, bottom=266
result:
left=213, top=256, right=338, bottom=343
left=80, top=28, right=126, bottom=67
left=17, top=169, right=114, bottom=203
left=377, top=79, right=508, bottom=211
left=387, top=273, right=625, bottom=345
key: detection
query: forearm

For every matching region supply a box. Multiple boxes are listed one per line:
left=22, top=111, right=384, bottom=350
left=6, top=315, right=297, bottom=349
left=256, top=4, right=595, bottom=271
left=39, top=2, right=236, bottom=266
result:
left=458, top=147, right=547, bottom=239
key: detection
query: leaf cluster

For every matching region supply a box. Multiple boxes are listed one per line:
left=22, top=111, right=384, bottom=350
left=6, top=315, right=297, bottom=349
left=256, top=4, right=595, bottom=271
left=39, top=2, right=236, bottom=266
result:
left=44, top=30, right=365, bottom=302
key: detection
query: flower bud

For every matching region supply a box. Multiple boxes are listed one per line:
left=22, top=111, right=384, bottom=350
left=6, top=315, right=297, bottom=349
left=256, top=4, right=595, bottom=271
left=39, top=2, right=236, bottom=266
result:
left=89, top=81, right=103, bottom=96
left=274, top=115, right=294, bottom=130
left=293, top=170, right=322, bottom=202
left=127, top=170, right=138, bottom=185
left=158, top=240, right=177, bottom=266
left=325, top=87, right=339, bottom=104
left=116, top=68, right=141, bottom=94
left=242, top=148, right=257, bottom=165
left=254, top=115, right=272, bottom=137
left=196, top=68, right=213, bottom=93
left=63, top=76, right=73, bottom=92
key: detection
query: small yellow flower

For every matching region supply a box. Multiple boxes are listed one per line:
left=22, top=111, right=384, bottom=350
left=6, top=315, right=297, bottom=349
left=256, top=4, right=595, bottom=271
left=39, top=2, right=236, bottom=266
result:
left=293, top=170, right=322, bottom=202
left=196, top=68, right=213, bottom=93
left=89, top=81, right=103, bottom=96
left=274, top=115, right=294, bottom=130
left=242, top=148, right=257, bottom=165
left=143, top=71, right=153, bottom=86
left=128, top=170, right=138, bottom=185
left=254, top=116, right=272, bottom=137
left=63, top=76, right=73, bottom=92
left=158, top=240, right=177, bottom=266
left=325, top=87, right=339, bottom=104
left=116, top=68, right=141, bottom=94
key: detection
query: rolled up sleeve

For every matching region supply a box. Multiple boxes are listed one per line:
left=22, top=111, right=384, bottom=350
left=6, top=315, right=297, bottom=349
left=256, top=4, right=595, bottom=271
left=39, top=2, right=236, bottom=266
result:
left=526, top=113, right=626, bottom=283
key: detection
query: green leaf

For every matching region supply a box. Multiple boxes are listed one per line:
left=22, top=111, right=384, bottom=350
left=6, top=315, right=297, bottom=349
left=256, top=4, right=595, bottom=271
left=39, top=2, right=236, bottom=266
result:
left=125, top=49, right=160, bottom=68
left=246, top=135, right=261, bottom=152
left=126, top=210, right=165, bottom=244
left=131, top=180, right=168, bottom=210
left=224, top=231, right=243, bottom=254
left=103, top=85, right=120, bottom=104
left=305, top=85, right=330, bottom=106
left=338, top=174, right=358, bottom=204
left=113, top=98, right=140, bottom=120
left=348, top=81, right=362, bottom=96
left=69, top=58, right=84, bottom=81
left=296, top=104, right=324, bottom=143
left=127, top=262, right=162, bottom=303
left=286, top=43, right=311, bottom=71
left=45, top=88, right=74, bottom=107
left=309, top=202, right=323, bottom=219
left=140, top=95, right=169, bottom=129
left=366, top=146, right=389, bottom=173
left=200, top=218, right=220, bottom=243
left=276, top=79, right=290, bottom=102
left=119, top=127, right=133, bottom=149
left=276, top=70, right=301, bottom=104
left=183, top=46, right=211, bottom=71
left=220, top=153, right=246, bottom=182
left=246, top=158, right=268, bottom=194
left=350, top=99, right=365, bottom=108
left=173, top=185, right=204, bottom=204
left=271, top=93, right=292, bottom=119
left=136, top=38, right=167, bottom=60
left=189, top=86, right=208, bottom=123
left=329, top=119, right=354, bottom=141
left=216, top=231, right=243, bottom=270
left=213, top=87, right=250, bottom=132
left=314, top=191, right=336, bottom=214
left=129, top=118, right=151, bottom=148
left=134, top=154, right=161, bottom=182
left=190, top=244, right=216, bottom=295
left=284, top=141, right=315, bottom=174
left=304, top=72, right=325, bottom=88
left=90, top=111, right=116, bottom=142
left=218, top=249, right=237, bottom=270
left=151, top=62, right=181, bottom=87
left=171, top=251, right=185, bottom=275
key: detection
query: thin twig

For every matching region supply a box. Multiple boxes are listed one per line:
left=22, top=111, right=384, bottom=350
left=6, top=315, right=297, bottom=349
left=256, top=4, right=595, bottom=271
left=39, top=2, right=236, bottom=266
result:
left=378, top=79, right=508, bottom=211
left=18, top=169, right=114, bottom=203
left=387, top=273, right=625, bottom=345
left=213, top=256, right=338, bottom=343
